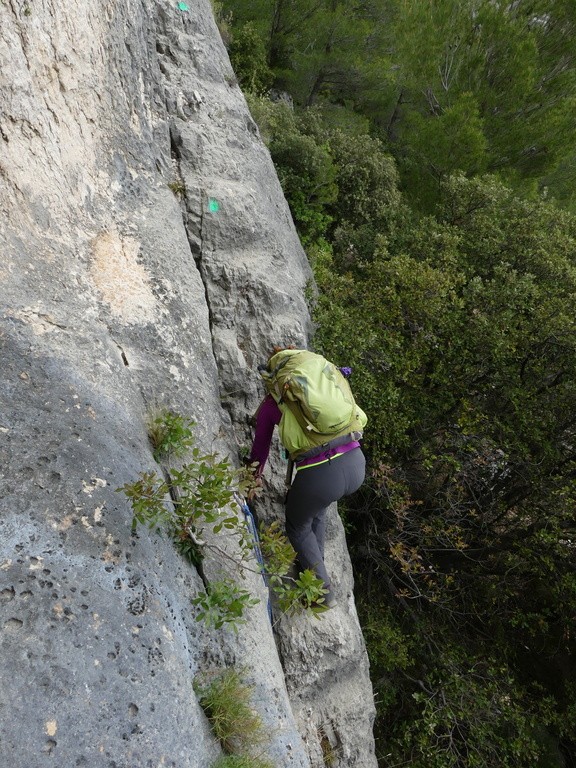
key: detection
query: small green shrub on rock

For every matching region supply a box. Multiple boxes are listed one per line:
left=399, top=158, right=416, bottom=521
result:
left=192, top=580, right=258, bottom=631
left=195, top=668, right=271, bottom=760
left=147, top=409, right=195, bottom=463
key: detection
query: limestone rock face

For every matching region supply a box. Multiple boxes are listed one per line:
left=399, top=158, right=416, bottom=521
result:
left=0, top=2, right=377, bottom=766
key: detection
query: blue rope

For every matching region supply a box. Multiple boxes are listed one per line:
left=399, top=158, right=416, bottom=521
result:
left=239, top=499, right=273, bottom=623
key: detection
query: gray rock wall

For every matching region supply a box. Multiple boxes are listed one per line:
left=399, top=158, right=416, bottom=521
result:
left=0, top=1, right=377, bottom=766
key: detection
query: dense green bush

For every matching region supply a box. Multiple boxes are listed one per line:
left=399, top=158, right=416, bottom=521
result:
left=313, top=173, right=576, bottom=765
left=247, top=98, right=337, bottom=245
left=247, top=96, right=400, bottom=256
left=228, top=22, right=274, bottom=95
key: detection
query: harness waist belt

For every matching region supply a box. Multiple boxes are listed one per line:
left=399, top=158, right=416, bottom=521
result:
left=295, top=431, right=363, bottom=462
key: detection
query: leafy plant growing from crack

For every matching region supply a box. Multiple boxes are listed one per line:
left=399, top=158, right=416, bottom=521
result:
left=119, top=409, right=328, bottom=630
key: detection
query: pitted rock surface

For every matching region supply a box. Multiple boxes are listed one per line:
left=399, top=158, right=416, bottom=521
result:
left=0, top=1, right=376, bottom=766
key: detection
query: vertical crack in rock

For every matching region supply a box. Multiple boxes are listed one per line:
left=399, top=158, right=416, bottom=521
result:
left=162, top=465, right=209, bottom=590
left=168, top=123, right=217, bottom=361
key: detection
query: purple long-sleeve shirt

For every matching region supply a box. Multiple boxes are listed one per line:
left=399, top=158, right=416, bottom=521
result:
left=249, top=395, right=282, bottom=473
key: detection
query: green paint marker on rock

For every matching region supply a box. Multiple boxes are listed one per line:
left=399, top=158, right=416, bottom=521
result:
left=178, top=2, right=189, bottom=11
left=208, top=198, right=220, bottom=213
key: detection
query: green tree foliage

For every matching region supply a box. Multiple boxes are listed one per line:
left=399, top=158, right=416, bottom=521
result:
left=397, top=92, right=488, bottom=210
left=224, top=0, right=576, bottom=211
left=223, top=0, right=376, bottom=96
left=247, top=96, right=399, bottom=256
left=247, top=98, right=338, bottom=244
left=377, top=0, right=576, bottom=207
left=228, top=22, right=274, bottom=94
left=281, top=1, right=375, bottom=107
left=325, top=129, right=400, bottom=263
left=221, top=0, right=324, bottom=71
left=313, top=173, right=576, bottom=765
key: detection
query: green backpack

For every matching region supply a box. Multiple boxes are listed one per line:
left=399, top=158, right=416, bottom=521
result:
left=259, top=349, right=367, bottom=459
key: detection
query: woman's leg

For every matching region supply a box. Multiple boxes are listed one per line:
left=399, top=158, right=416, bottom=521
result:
left=311, top=513, right=327, bottom=560
left=285, top=468, right=338, bottom=589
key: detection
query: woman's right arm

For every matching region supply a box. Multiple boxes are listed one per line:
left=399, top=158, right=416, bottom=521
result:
left=249, top=394, right=282, bottom=476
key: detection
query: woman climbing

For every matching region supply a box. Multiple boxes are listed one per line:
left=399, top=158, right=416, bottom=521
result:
left=248, top=346, right=367, bottom=608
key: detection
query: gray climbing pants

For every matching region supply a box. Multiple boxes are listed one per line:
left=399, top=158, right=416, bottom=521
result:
left=285, top=447, right=366, bottom=599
